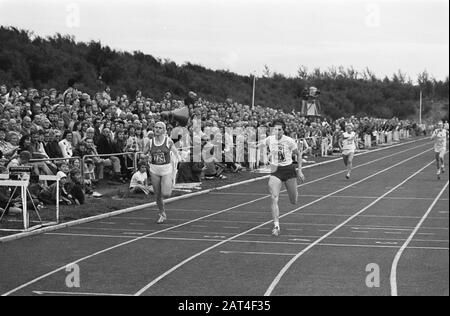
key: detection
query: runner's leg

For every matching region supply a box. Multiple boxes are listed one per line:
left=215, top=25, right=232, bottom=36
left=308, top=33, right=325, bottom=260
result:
left=285, top=177, right=298, bottom=205
left=150, top=173, right=165, bottom=219
left=268, top=175, right=283, bottom=235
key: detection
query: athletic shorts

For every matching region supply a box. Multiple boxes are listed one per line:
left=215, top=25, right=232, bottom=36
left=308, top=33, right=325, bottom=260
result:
left=271, top=164, right=297, bottom=182
left=435, top=149, right=446, bottom=158
left=342, top=150, right=355, bottom=158
left=149, top=163, right=173, bottom=177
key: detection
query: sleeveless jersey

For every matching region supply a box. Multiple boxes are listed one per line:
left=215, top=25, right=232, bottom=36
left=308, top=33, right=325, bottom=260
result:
left=149, top=137, right=171, bottom=165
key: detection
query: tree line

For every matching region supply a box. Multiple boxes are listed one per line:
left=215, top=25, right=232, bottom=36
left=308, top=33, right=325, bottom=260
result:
left=0, top=26, right=448, bottom=121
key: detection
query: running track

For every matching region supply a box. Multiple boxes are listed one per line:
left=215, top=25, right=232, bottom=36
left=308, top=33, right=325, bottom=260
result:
left=0, top=138, right=448, bottom=296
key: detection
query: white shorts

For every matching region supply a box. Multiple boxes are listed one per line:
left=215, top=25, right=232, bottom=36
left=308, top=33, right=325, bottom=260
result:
left=435, top=149, right=446, bottom=158
left=149, top=163, right=173, bottom=177
left=342, top=150, right=355, bottom=157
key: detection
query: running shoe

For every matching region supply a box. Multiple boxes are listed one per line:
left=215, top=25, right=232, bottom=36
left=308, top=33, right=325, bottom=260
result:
left=441, top=166, right=445, bottom=174
left=345, top=173, right=350, bottom=180
left=437, top=170, right=441, bottom=180
left=272, top=226, right=281, bottom=237
left=157, top=213, right=167, bottom=224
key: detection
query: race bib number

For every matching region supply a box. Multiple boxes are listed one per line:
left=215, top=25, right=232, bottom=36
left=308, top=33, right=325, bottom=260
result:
left=277, top=145, right=286, bottom=163
left=152, top=152, right=166, bottom=164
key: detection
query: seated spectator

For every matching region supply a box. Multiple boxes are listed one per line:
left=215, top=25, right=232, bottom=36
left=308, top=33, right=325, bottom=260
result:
left=0, top=128, right=19, bottom=160
left=66, top=168, right=85, bottom=204
left=6, top=150, right=39, bottom=177
left=44, top=130, right=63, bottom=158
left=129, top=162, right=153, bottom=195
left=72, top=121, right=83, bottom=148
left=59, top=130, right=74, bottom=158
left=96, top=128, right=125, bottom=183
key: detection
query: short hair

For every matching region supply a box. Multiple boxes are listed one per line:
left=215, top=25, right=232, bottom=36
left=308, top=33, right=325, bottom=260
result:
left=271, top=119, right=286, bottom=130
left=19, top=151, right=32, bottom=161
left=62, top=129, right=72, bottom=139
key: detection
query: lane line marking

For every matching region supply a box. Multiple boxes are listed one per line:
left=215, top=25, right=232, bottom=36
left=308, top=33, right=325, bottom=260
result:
left=1, top=143, right=431, bottom=296
left=33, top=290, right=131, bottom=296
left=220, top=251, right=295, bottom=256
left=212, top=193, right=447, bottom=201
left=390, top=180, right=449, bottom=296
left=134, top=148, right=432, bottom=296
left=264, top=159, right=435, bottom=296
left=45, top=232, right=450, bottom=244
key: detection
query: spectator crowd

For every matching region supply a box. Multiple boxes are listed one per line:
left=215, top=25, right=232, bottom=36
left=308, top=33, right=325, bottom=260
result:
left=0, top=81, right=436, bottom=212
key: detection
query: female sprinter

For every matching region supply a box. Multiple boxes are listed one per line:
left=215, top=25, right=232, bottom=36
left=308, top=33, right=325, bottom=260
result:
left=148, top=121, right=180, bottom=223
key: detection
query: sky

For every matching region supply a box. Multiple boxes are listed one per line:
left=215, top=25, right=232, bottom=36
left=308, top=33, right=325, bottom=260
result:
left=0, top=0, right=449, bottom=82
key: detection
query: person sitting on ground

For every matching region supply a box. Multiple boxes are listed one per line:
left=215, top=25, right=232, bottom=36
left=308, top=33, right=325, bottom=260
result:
left=129, top=162, right=153, bottom=195
left=38, top=171, right=76, bottom=205
left=66, top=168, right=85, bottom=204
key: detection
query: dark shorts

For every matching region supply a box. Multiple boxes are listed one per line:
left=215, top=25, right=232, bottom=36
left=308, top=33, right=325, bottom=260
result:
left=271, top=164, right=297, bottom=182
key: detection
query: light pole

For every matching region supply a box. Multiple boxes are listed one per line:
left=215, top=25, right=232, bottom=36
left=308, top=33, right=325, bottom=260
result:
left=419, top=89, right=422, bottom=125
left=251, top=72, right=256, bottom=110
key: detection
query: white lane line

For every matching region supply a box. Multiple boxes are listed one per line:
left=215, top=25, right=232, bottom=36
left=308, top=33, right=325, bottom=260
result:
left=43, top=232, right=449, bottom=251
left=223, top=226, right=240, bottom=229
left=77, top=218, right=450, bottom=230
left=220, top=251, right=295, bottom=256
left=134, top=148, right=432, bottom=296
left=213, top=193, right=444, bottom=201
left=49, top=229, right=449, bottom=244
left=390, top=181, right=449, bottom=297
left=352, top=231, right=369, bottom=233
left=264, top=159, right=435, bottom=296
left=352, top=227, right=412, bottom=231
left=120, top=213, right=448, bottom=220
left=33, top=290, right=131, bottom=296
left=376, top=242, right=398, bottom=245
left=2, top=143, right=429, bottom=296
left=122, top=232, right=144, bottom=236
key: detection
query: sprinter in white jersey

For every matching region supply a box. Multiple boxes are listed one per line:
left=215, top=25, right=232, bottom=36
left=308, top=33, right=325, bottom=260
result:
left=431, top=121, right=448, bottom=180
left=340, top=123, right=357, bottom=179
left=255, top=119, right=305, bottom=236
